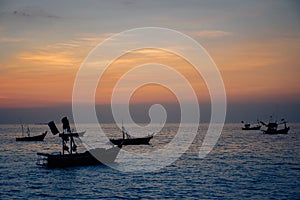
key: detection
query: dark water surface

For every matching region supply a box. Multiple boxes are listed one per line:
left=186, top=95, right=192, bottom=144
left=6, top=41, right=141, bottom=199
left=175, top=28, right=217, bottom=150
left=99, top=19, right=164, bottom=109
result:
left=0, top=123, right=299, bottom=199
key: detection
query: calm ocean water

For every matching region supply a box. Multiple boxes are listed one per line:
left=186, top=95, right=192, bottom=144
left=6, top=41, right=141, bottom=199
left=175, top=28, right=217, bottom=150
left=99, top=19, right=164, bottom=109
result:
left=0, top=123, right=299, bottom=199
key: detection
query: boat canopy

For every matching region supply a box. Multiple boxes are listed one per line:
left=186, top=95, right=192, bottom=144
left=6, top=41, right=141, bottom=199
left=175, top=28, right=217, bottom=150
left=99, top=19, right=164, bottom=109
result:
left=268, top=123, right=278, bottom=128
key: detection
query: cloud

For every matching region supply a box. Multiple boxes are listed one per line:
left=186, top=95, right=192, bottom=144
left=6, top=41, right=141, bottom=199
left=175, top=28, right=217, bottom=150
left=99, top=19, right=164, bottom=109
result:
left=16, top=32, right=115, bottom=70
left=0, top=37, right=23, bottom=43
left=0, top=6, right=61, bottom=19
left=19, top=51, right=79, bottom=67
left=78, top=33, right=115, bottom=44
left=191, top=30, right=233, bottom=38
left=11, top=8, right=61, bottom=19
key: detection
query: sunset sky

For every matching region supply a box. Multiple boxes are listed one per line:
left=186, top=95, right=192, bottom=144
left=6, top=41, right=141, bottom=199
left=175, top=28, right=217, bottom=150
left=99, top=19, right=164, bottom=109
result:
left=0, top=0, right=299, bottom=123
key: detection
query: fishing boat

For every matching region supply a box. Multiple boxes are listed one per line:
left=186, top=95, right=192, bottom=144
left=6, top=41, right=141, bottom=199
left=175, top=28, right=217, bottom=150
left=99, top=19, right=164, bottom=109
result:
left=260, top=118, right=290, bottom=134
left=241, top=121, right=261, bottom=130
left=109, top=125, right=153, bottom=145
left=36, top=117, right=121, bottom=168
left=16, top=124, right=47, bottom=141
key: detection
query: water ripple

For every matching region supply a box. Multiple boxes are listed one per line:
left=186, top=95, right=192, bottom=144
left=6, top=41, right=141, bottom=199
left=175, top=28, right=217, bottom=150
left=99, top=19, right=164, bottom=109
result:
left=0, top=123, right=299, bottom=199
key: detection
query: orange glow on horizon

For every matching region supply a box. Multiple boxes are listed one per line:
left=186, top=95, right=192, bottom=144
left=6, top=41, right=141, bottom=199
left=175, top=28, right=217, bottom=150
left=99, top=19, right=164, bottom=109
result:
left=0, top=33, right=299, bottom=108
left=129, top=84, right=178, bottom=104
left=95, top=49, right=210, bottom=105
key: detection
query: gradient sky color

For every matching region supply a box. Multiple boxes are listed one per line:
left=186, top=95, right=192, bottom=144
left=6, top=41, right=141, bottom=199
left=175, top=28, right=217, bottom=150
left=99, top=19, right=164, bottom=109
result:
left=0, top=0, right=299, bottom=123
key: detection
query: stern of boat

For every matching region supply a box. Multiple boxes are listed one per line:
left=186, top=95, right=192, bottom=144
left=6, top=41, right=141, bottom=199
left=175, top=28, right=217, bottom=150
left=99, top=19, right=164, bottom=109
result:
left=36, top=153, right=49, bottom=167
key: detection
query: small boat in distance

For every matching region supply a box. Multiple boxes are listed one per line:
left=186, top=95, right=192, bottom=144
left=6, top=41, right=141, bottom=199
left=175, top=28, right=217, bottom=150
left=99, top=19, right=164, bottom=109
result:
left=260, top=118, right=290, bottom=134
left=241, top=121, right=261, bottom=130
left=110, top=125, right=153, bottom=145
left=16, top=124, right=47, bottom=141
left=37, top=117, right=121, bottom=168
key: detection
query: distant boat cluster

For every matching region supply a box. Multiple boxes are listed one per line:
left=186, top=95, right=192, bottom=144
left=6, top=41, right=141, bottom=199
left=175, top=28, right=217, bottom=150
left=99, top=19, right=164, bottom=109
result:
left=241, top=116, right=290, bottom=134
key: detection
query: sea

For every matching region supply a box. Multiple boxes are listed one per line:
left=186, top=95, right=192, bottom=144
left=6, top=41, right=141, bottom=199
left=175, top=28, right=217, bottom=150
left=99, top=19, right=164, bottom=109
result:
left=0, top=123, right=299, bottom=199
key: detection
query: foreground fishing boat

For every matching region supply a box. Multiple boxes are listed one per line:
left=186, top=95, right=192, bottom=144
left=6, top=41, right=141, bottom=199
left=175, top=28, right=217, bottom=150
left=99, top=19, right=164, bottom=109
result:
left=37, top=117, right=121, bottom=168
left=241, top=121, right=261, bottom=130
left=260, top=118, right=290, bottom=134
left=110, top=125, right=153, bottom=145
left=37, top=141, right=121, bottom=168
left=16, top=124, right=47, bottom=141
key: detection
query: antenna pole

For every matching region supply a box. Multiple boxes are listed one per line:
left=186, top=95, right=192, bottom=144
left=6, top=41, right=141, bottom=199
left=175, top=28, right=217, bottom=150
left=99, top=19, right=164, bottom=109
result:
left=70, top=135, right=73, bottom=155
left=62, top=137, right=64, bottom=155
left=21, top=124, right=24, bottom=137
left=122, top=120, right=125, bottom=139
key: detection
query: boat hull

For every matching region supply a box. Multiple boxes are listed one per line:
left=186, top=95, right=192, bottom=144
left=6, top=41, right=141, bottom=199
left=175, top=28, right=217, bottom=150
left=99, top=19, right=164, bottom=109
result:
left=263, top=127, right=290, bottom=134
left=37, top=146, right=120, bottom=168
left=242, top=126, right=261, bottom=130
left=16, top=132, right=47, bottom=141
left=110, top=135, right=153, bottom=145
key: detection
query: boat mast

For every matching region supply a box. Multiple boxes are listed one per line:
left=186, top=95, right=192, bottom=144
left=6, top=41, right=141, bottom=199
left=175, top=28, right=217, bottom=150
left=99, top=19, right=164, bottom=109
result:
left=21, top=124, right=24, bottom=137
left=62, top=136, right=65, bottom=155
left=122, top=120, right=125, bottom=139
left=60, top=133, right=78, bottom=155
left=26, top=126, right=30, bottom=137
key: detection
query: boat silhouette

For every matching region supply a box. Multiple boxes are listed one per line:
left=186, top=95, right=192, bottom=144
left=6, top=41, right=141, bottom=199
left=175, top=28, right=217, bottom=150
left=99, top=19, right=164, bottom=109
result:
left=37, top=117, right=121, bottom=168
left=241, top=120, right=261, bottom=130
left=260, top=117, right=290, bottom=134
left=16, top=124, right=47, bottom=141
left=110, top=125, right=153, bottom=145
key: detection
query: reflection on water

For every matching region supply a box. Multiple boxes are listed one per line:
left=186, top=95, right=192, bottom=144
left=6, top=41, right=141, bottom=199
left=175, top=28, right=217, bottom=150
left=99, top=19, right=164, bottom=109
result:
left=0, top=123, right=299, bottom=199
